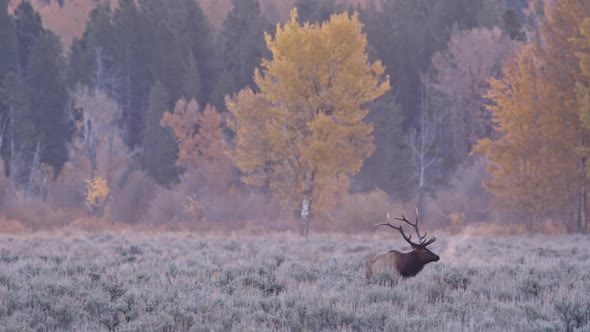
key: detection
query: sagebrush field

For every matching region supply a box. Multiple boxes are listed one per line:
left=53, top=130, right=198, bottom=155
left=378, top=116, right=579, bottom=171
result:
left=0, top=231, right=589, bottom=331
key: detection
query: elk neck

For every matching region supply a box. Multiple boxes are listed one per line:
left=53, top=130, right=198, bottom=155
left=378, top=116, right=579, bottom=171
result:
left=397, top=250, right=427, bottom=278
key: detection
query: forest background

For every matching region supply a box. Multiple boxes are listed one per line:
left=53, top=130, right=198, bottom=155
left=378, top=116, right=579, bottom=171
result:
left=1, top=0, right=587, bottom=236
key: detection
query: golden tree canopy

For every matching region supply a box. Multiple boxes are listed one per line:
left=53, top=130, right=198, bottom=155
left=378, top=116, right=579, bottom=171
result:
left=227, top=9, right=389, bottom=232
left=474, top=47, right=549, bottom=221
left=474, top=0, right=590, bottom=231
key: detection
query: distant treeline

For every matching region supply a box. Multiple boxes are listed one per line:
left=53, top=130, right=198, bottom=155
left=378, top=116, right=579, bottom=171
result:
left=5, top=0, right=582, bottom=235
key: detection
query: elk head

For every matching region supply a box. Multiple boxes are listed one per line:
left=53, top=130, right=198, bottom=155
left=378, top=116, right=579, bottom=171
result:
left=366, top=209, right=439, bottom=279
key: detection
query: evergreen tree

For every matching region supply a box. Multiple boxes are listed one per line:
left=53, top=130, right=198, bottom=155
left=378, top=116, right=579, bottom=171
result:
left=356, top=0, right=503, bottom=202
left=14, top=1, right=44, bottom=74
left=139, top=0, right=215, bottom=103
left=113, top=0, right=152, bottom=148
left=295, top=0, right=341, bottom=24
left=353, top=97, right=414, bottom=201
left=27, top=31, right=70, bottom=172
left=221, top=0, right=267, bottom=94
left=142, top=81, right=178, bottom=185
left=0, top=72, right=35, bottom=186
left=0, top=0, right=18, bottom=166
left=67, top=4, right=116, bottom=89
left=152, top=23, right=185, bottom=103
left=502, top=8, right=526, bottom=41
left=0, top=0, right=17, bottom=80
left=179, top=0, right=216, bottom=103
left=183, top=53, right=202, bottom=101
left=67, top=39, right=93, bottom=88
left=360, top=0, right=501, bottom=128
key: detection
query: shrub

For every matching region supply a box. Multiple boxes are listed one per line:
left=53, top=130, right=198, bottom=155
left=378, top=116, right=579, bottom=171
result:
left=2, top=196, right=77, bottom=230
left=146, top=187, right=191, bottom=225
left=449, top=212, right=464, bottom=234
left=519, top=277, right=543, bottom=299
left=443, top=268, right=470, bottom=291
left=201, top=189, right=283, bottom=227
left=85, top=176, right=110, bottom=214
left=554, top=292, right=590, bottom=332
left=426, top=159, right=494, bottom=228
left=45, top=162, right=85, bottom=209
left=107, top=171, right=156, bottom=224
left=327, top=189, right=393, bottom=232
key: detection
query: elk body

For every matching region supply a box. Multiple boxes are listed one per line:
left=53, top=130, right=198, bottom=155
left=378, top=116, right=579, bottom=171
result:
left=366, top=211, right=439, bottom=279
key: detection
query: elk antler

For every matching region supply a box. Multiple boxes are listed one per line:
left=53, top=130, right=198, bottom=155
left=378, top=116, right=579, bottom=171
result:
left=376, top=209, right=437, bottom=247
left=376, top=212, right=419, bottom=247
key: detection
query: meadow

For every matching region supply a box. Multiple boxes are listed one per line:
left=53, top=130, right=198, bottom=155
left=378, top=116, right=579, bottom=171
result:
left=0, top=231, right=589, bottom=331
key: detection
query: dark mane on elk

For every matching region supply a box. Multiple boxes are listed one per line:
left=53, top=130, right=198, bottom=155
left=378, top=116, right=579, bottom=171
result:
left=366, top=210, right=439, bottom=279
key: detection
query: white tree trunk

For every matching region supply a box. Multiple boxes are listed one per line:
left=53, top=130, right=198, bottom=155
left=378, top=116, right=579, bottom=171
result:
left=579, top=157, right=588, bottom=233
left=299, top=169, right=315, bottom=238
left=26, top=141, right=41, bottom=198
left=409, top=75, right=439, bottom=216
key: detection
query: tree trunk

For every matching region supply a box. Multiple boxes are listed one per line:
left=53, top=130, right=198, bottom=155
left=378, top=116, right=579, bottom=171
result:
left=9, top=104, right=17, bottom=190
left=578, top=157, right=587, bottom=233
left=417, top=186, right=427, bottom=219
left=26, top=141, right=40, bottom=198
left=578, top=184, right=587, bottom=233
left=299, top=169, right=315, bottom=238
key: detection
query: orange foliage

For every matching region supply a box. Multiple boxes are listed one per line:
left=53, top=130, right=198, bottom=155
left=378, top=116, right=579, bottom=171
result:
left=474, top=46, right=556, bottom=227
left=161, top=99, right=233, bottom=195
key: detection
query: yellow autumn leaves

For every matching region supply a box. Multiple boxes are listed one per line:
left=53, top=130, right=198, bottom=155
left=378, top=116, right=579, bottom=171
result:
left=474, top=0, right=590, bottom=231
left=84, top=176, right=109, bottom=212
left=227, top=9, right=389, bottom=232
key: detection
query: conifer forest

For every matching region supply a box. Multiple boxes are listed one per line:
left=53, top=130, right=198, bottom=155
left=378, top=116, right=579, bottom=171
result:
left=1, top=1, right=590, bottom=331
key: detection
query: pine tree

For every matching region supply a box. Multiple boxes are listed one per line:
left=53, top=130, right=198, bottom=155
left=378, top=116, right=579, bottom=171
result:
left=14, top=1, right=44, bottom=74
left=113, top=0, right=152, bottom=148
left=180, top=0, right=215, bottom=103
left=221, top=0, right=267, bottom=93
left=295, top=0, right=341, bottom=24
left=0, top=0, right=17, bottom=80
left=139, top=0, right=214, bottom=103
left=67, top=4, right=116, bottom=89
left=152, top=22, right=185, bottom=103
left=0, top=0, right=18, bottom=165
left=27, top=31, right=70, bottom=173
left=353, top=96, right=414, bottom=201
left=502, top=8, right=526, bottom=41
left=0, top=72, right=35, bottom=187
left=182, top=53, right=202, bottom=101
left=360, top=0, right=501, bottom=128
left=142, top=81, right=178, bottom=186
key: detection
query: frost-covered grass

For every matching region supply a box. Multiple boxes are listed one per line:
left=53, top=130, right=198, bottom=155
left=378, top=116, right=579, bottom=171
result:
left=0, top=231, right=590, bottom=331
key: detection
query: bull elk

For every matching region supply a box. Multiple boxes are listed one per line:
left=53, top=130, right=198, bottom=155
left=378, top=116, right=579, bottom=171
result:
left=366, top=210, right=439, bottom=279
